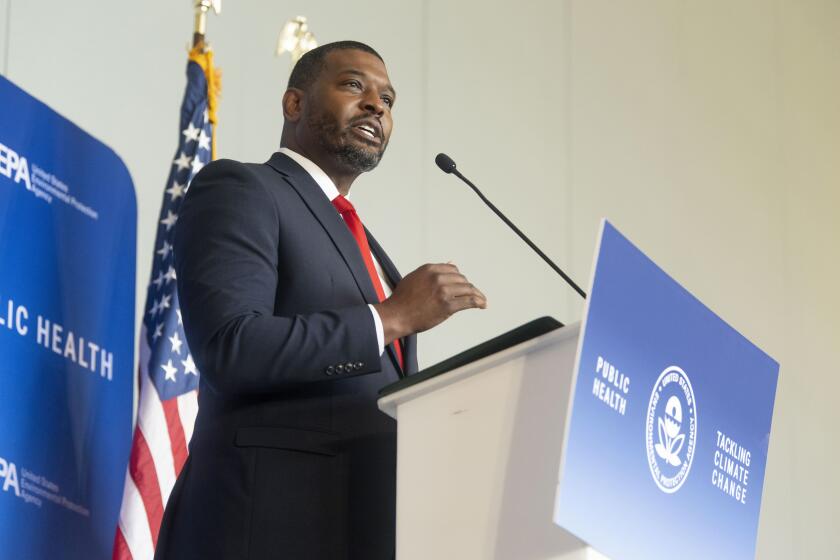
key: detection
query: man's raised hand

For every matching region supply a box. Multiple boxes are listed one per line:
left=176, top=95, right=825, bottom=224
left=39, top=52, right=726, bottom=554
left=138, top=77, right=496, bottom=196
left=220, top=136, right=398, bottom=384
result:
left=373, top=263, right=487, bottom=345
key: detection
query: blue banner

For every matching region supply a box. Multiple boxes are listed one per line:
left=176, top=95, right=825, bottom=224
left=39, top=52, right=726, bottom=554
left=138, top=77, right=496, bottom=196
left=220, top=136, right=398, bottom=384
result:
left=0, top=76, right=136, bottom=558
left=555, top=221, right=779, bottom=560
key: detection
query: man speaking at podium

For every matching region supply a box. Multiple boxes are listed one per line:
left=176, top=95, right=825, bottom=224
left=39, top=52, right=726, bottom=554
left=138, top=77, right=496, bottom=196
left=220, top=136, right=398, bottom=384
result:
left=155, top=41, right=486, bottom=559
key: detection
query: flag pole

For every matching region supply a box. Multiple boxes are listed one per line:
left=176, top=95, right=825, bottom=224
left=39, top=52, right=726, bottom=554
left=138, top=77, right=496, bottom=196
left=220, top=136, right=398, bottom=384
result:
left=112, top=5, right=223, bottom=557
left=193, top=0, right=222, bottom=50
left=189, top=0, right=221, bottom=160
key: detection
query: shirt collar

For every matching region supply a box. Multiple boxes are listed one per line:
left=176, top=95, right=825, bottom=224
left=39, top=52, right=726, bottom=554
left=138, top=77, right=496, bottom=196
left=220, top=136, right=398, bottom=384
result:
left=278, top=147, right=341, bottom=202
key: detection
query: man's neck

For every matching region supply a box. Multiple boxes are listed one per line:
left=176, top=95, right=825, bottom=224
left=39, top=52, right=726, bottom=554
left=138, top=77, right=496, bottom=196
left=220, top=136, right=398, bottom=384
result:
left=280, top=143, right=358, bottom=196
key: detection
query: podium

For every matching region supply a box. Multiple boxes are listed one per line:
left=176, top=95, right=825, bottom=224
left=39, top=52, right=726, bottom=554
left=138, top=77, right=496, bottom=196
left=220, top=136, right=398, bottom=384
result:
left=379, top=320, right=607, bottom=559
left=378, top=221, right=779, bottom=560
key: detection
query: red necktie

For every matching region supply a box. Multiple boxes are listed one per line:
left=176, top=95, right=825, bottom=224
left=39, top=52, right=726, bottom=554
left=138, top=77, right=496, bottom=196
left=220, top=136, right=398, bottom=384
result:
left=332, top=195, right=404, bottom=371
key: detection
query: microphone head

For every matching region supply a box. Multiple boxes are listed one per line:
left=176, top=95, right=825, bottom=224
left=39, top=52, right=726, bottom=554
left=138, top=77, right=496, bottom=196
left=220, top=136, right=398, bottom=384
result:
left=435, top=153, right=457, bottom=174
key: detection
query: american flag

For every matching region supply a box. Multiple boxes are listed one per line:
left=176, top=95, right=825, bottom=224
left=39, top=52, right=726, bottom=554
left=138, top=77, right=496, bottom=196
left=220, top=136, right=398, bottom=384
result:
left=112, top=48, right=218, bottom=560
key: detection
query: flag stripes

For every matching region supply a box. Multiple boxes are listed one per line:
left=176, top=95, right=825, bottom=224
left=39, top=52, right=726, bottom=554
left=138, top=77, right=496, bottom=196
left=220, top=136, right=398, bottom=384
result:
left=161, top=397, right=189, bottom=474
left=114, top=330, right=201, bottom=558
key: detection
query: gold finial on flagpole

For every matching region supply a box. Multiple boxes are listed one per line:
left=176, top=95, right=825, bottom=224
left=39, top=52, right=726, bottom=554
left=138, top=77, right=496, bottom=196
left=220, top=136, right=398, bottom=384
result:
left=276, top=16, right=318, bottom=64
left=193, top=0, right=222, bottom=49
left=189, top=1, right=223, bottom=159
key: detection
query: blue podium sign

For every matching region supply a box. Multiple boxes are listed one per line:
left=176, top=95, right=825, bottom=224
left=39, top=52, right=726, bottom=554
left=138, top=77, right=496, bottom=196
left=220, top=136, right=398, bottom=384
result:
left=0, top=76, right=136, bottom=558
left=554, top=221, right=779, bottom=560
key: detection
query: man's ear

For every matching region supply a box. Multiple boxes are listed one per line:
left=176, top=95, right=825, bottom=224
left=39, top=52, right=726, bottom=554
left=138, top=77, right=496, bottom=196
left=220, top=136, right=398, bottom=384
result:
left=282, top=88, right=304, bottom=122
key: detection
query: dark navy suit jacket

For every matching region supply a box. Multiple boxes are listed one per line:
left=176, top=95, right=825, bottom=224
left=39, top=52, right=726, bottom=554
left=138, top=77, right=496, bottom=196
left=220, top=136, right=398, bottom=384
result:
left=155, top=152, right=418, bottom=560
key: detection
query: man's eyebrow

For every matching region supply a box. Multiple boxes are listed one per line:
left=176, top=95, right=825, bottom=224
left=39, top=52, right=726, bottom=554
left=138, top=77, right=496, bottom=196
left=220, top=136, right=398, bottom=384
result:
left=340, top=69, right=397, bottom=98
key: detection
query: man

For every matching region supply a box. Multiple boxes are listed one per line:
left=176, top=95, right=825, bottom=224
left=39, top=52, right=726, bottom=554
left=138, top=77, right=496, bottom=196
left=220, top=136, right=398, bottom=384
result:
left=155, top=41, right=486, bottom=559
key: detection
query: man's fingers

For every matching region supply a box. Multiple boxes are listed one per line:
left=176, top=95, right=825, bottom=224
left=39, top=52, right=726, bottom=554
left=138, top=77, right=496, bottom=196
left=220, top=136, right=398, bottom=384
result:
left=439, top=281, right=475, bottom=296
left=473, top=286, right=487, bottom=303
left=431, top=268, right=486, bottom=310
left=454, top=283, right=486, bottom=304
left=446, top=293, right=487, bottom=312
left=434, top=273, right=482, bottom=292
left=441, top=284, right=487, bottom=310
left=421, top=262, right=460, bottom=275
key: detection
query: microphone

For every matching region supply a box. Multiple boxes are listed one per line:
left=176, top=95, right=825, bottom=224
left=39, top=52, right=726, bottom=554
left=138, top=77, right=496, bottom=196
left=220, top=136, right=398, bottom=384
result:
left=435, top=153, right=587, bottom=299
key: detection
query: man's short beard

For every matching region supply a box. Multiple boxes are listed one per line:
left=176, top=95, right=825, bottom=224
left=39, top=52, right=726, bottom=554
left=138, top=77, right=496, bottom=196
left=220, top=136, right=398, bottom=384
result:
left=308, top=112, right=386, bottom=173
left=334, top=143, right=383, bottom=173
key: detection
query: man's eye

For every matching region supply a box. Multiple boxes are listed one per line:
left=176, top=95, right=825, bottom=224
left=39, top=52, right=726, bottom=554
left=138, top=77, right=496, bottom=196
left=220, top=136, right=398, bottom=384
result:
left=382, top=96, right=394, bottom=108
left=345, top=80, right=362, bottom=89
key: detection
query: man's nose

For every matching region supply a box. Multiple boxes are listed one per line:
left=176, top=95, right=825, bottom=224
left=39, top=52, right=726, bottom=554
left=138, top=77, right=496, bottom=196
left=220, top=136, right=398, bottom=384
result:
left=361, top=90, right=385, bottom=116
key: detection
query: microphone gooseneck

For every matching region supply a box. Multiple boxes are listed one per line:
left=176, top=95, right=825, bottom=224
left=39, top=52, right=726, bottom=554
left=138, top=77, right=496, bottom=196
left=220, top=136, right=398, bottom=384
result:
left=435, top=153, right=587, bottom=299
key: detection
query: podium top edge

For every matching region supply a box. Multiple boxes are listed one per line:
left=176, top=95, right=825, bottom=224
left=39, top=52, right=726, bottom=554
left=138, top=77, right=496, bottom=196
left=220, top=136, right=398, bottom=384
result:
left=378, top=316, right=563, bottom=399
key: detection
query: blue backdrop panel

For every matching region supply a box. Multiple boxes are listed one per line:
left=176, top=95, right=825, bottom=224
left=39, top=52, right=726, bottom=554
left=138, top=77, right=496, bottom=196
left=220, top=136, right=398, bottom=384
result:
left=0, top=76, right=135, bottom=558
left=555, top=221, right=779, bottom=560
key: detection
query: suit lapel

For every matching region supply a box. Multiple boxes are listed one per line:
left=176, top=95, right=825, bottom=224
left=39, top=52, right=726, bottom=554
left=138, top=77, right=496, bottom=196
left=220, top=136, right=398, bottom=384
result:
left=266, top=152, right=410, bottom=375
left=266, top=153, right=380, bottom=307
left=367, top=229, right=414, bottom=376
left=365, top=228, right=401, bottom=289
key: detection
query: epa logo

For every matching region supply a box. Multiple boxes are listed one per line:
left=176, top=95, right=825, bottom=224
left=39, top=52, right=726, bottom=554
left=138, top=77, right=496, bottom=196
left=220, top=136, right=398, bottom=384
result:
left=0, top=456, right=20, bottom=497
left=0, top=141, right=32, bottom=190
left=645, top=366, right=697, bottom=493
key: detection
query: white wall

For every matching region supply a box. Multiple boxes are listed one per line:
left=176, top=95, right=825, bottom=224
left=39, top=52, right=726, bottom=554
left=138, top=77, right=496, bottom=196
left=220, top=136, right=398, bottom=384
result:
left=564, top=2, right=840, bottom=557
left=1, top=0, right=837, bottom=557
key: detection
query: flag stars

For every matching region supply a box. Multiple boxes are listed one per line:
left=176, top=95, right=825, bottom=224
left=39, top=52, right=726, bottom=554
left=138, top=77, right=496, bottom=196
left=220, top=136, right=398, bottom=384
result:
left=191, top=155, right=205, bottom=176
left=161, top=210, right=178, bottom=231
left=173, top=151, right=192, bottom=171
left=198, top=129, right=211, bottom=151
left=160, top=294, right=172, bottom=312
left=169, top=331, right=184, bottom=355
left=152, top=323, right=164, bottom=341
left=164, top=266, right=177, bottom=284
left=182, top=122, right=201, bottom=143
left=161, top=359, right=178, bottom=382
left=149, top=298, right=160, bottom=316
left=152, top=270, right=166, bottom=289
left=176, top=309, right=183, bottom=325
left=166, top=181, right=186, bottom=202
left=182, top=353, right=198, bottom=376
left=157, top=240, right=173, bottom=260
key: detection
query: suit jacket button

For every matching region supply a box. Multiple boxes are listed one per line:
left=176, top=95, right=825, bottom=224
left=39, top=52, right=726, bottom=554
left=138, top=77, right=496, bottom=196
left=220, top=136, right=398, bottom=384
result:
left=355, top=361, right=363, bottom=370
left=336, top=364, right=345, bottom=374
left=325, top=365, right=335, bottom=376
left=345, top=362, right=354, bottom=372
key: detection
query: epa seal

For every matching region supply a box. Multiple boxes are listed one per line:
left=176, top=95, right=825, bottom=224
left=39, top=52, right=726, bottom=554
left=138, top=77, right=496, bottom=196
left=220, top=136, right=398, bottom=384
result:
left=645, top=365, right=697, bottom=493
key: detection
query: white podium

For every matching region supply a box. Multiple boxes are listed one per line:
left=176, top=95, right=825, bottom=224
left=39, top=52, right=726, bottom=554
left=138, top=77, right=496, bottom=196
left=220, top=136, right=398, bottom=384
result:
left=378, top=321, right=608, bottom=560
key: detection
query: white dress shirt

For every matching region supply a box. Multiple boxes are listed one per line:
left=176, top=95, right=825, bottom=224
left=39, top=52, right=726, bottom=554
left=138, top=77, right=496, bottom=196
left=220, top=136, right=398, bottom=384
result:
left=278, top=147, right=389, bottom=355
